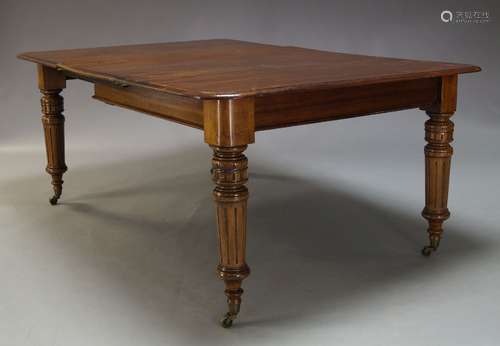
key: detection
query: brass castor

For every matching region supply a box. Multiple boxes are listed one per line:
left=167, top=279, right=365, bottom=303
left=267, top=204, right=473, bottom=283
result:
left=49, top=195, right=60, bottom=205
left=421, top=246, right=436, bottom=257
left=421, top=235, right=440, bottom=257
left=220, top=313, right=235, bottom=328
left=219, top=295, right=241, bottom=328
left=48, top=180, right=63, bottom=205
left=219, top=283, right=244, bottom=328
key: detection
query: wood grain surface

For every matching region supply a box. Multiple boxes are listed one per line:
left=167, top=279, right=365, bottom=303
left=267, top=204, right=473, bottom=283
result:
left=18, top=39, right=480, bottom=99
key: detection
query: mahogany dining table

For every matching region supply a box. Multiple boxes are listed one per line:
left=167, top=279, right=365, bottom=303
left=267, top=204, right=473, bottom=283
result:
left=17, top=39, right=480, bottom=327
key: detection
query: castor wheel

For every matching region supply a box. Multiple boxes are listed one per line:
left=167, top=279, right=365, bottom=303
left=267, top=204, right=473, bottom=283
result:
left=49, top=195, right=59, bottom=205
left=421, top=237, right=440, bottom=257
left=220, top=313, right=235, bottom=328
left=421, top=246, right=436, bottom=257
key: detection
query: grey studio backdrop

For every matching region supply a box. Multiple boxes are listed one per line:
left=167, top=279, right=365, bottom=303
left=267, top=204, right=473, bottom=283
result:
left=1, top=1, right=499, bottom=346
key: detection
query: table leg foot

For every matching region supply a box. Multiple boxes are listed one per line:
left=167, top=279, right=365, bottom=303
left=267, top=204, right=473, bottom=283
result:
left=421, top=244, right=437, bottom=257
left=421, top=229, right=441, bottom=256
left=48, top=173, right=63, bottom=205
left=220, top=313, right=234, bottom=328
left=421, top=246, right=433, bottom=257
left=219, top=277, right=246, bottom=328
left=220, top=307, right=239, bottom=329
left=49, top=195, right=59, bottom=206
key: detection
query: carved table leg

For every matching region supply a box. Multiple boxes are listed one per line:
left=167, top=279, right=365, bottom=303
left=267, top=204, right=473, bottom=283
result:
left=421, top=111, right=454, bottom=256
left=211, top=145, right=250, bottom=328
left=38, top=66, right=67, bottom=205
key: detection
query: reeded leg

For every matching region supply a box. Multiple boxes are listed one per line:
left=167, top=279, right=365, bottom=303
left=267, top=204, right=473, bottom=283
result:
left=211, top=145, right=250, bottom=328
left=41, top=89, right=67, bottom=205
left=38, top=65, right=67, bottom=205
left=422, top=111, right=454, bottom=256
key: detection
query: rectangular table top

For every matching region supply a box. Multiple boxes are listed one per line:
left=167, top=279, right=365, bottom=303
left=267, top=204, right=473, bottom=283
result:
left=18, top=39, right=480, bottom=99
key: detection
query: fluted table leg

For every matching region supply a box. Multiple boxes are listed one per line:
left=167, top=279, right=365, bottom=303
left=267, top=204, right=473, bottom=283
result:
left=421, top=111, right=454, bottom=256
left=421, top=75, right=457, bottom=256
left=211, top=145, right=250, bottom=328
left=38, top=65, right=67, bottom=205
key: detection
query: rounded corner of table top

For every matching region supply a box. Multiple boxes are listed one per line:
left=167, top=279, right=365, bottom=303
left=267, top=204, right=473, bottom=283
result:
left=468, top=65, right=482, bottom=73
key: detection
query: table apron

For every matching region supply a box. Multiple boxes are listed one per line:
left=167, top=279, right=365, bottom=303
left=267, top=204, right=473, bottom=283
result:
left=92, top=77, right=440, bottom=132
left=93, top=83, right=204, bottom=129
left=254, top=77, right=440, bottom=130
